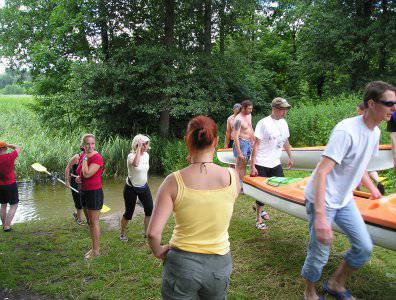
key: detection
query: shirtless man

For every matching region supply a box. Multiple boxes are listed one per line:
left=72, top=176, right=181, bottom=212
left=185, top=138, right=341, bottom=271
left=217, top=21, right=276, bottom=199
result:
left=224, top=103, right=242, bottom=149
left=233, top=100, right=254, bottom=191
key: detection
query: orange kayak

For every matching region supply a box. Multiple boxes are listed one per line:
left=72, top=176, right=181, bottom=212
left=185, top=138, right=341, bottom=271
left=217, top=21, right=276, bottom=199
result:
left=217, top=145, right=393, bottom=171
left=243, top=176, right=396, bottom=251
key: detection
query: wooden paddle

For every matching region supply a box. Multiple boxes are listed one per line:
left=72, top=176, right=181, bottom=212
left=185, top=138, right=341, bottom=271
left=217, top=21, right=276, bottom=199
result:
left=31, top=163, right=111, bottom=213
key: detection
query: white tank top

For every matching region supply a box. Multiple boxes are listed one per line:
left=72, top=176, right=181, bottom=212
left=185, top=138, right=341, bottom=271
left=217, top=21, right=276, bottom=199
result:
left=126, top=152, right=149, bottom=187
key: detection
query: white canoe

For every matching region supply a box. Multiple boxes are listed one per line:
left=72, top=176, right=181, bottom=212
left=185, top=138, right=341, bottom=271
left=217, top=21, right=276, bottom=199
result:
left=217, top=145, right=393, bottom=171
left=243, top=176, right=396, bottom=251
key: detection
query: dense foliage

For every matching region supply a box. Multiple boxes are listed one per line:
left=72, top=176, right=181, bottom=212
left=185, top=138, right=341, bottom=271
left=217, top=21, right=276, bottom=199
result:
left=0, top=0, right=395, bottom=137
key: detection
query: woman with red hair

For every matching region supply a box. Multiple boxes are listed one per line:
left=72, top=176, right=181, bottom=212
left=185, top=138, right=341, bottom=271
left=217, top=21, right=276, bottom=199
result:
left=147, top=116, right=240, bottom=299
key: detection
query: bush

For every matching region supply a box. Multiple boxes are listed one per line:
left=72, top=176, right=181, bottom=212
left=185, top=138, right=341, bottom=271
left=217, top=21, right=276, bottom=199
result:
left=2, top=84, right=26, bottom=95
left=252, top=93, right=392, bottom=146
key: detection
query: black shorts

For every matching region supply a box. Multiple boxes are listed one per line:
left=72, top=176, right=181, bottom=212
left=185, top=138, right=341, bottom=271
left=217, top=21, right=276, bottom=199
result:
left=0, top=182, right=19, bottom=205
left=70, top=180, right=83, bottom=210
left=228, top=139, right=234, bottom=149
left=81, top=189, right=104, bottom=211
left=123, top=183, right=153, bottom=220
left=255, top=164, right=284, bottom=207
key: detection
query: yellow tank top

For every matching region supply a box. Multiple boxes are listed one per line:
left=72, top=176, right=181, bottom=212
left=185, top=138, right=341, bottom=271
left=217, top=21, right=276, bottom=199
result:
left=169, top=168, right=238, bottom=255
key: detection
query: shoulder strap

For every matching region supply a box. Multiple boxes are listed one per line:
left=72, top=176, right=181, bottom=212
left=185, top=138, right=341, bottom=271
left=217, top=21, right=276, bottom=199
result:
left=172, top=171, right=185, bottom=208
left=227, top=167, right=238, bottom=199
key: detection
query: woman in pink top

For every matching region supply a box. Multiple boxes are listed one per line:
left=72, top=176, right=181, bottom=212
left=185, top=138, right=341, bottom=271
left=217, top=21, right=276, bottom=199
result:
left=0, top=141, right=21, bottom=232
left=75, top=134, right=104, bottom=259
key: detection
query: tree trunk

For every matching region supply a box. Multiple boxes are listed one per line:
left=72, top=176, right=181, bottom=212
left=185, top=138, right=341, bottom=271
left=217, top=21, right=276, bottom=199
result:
left=378, top=0, right=388, bottom=73
left=203, top=0, right=212, bottom=55
left=98, top=0, right=110, bottom=61
left=164, top=0, right=175, bottom=48
left=316, top=74, right=325, bottom=97
left=160, top=0, right=176, bottom=137
left=219, top=0, right=226, bottom=55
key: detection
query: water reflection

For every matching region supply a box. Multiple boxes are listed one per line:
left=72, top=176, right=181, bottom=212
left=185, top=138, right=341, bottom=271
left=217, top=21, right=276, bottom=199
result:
left=9, top=176, right=164, bottom=224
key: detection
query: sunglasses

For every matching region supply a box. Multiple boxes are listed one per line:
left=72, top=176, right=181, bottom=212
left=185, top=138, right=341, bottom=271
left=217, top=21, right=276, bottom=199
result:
left=376, top=99, right=396, bottom=107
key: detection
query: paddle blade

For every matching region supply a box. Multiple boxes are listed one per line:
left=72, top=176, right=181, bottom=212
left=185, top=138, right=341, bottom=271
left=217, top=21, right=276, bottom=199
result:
left=31, top=163, right=48, bottom=173
left=101, top=204, right=111, bottom=213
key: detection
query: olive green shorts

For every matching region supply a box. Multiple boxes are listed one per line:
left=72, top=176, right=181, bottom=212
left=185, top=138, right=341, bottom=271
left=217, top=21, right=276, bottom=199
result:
left=162, top=248, right=232, bottom=300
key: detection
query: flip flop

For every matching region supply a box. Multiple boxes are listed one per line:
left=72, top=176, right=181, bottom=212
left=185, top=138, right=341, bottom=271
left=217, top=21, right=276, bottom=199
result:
left=323, top=281, right=354, bottom=299
left=255, top=222, right=268, bottom=233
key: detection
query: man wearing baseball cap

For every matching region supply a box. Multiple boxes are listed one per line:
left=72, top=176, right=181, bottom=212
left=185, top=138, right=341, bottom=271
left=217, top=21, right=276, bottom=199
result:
left=224, top=103, right=242, bottom=149
left=0, top=141, right=22, bottom=232
left=250, top=97, right=293, bottom=232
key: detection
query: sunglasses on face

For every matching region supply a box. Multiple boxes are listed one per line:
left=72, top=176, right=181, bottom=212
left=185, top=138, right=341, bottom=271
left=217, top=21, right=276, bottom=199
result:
left=376, top=99, right=396, bottom=107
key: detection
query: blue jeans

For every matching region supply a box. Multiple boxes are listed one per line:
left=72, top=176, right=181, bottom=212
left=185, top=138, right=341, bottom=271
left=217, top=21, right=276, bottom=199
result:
left=233, top=138, right=252, bottom=159
left=301, top=200, right=373, bottom=283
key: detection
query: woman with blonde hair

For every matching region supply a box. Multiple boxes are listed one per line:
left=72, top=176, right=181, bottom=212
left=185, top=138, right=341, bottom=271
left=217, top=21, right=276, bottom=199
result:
left=75, top=134, right=104, bottom=259
left=119, top=134, right=153, bottom=241
left=147, top=116, right=240, bottom=299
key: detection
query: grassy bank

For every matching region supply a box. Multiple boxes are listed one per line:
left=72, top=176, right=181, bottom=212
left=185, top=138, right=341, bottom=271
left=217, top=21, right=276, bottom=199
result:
left=1, top=194, right=395, bottom=299
left=0, top=95, right=194, bottom=178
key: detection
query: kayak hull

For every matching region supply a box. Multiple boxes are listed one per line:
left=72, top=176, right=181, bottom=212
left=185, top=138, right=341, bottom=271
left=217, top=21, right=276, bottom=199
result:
left=217, top=145, right=393, bottom=171
left=243, top=176, right=396, bottom=251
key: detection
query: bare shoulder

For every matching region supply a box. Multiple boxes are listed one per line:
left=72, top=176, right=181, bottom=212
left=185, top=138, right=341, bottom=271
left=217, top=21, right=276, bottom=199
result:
left=158, top=172, right=178, bottom=199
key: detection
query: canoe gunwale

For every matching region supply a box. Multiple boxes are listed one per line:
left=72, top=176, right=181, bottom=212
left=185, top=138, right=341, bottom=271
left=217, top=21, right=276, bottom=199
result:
left=243, top=180, right=396, bottom=251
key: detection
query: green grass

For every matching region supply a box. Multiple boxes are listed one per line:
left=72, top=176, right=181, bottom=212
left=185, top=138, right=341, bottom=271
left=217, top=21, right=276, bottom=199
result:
left=1, top=194, right=395, bottom=299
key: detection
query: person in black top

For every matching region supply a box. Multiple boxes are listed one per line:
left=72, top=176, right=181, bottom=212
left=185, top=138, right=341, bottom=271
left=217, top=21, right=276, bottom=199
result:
left=65, top=147, right=86, bottom=225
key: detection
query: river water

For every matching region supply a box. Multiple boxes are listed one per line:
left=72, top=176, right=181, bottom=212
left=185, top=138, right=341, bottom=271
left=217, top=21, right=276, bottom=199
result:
left=11, top=176, right=164, bottom=224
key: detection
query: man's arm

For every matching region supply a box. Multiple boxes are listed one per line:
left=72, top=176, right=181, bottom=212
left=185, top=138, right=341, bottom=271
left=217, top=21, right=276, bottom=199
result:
left=283, top=139, right=293, bottom=169
left=224, top=119, right=231, bottom=148
left=233, top=119, right=243, bottom=159
left=313, top=157, right=336, bottom=245
left=361, top=171, right=382, bottom=198
left=250, top=137, right=260, bottom=176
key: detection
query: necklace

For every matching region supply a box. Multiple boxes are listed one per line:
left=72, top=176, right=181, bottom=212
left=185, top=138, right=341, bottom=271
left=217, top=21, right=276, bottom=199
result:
left=190, top=161, right=214, bottom=174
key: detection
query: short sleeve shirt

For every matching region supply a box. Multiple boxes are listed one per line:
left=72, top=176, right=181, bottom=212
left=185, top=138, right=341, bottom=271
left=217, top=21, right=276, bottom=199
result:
left=76, top=153, right=104, bottom=191
left=305, top=116, right=380, bottom=209
left=0, top=150, right=18, bottom=185
left=254, top=116, right=290, bottom=168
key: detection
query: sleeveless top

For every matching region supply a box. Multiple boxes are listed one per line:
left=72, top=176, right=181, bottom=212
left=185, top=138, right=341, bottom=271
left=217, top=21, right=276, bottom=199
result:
left=169, top=167, right=238, bottom=255
left=70, top=163, right=78, bottom=189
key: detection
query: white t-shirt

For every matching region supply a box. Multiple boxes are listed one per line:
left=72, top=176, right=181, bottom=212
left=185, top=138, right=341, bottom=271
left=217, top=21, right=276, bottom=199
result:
left=254, top=116, right=290, bottom=168
left=305, top=116, right=380, bottom=209
left=126, top=152, right=150, bottom=187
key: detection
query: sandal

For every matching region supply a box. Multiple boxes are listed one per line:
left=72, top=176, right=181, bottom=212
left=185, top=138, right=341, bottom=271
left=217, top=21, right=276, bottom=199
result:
left=323, top=281, right=355, bottom=300
left=255, top=222, right=268, bottom=233
left=3, top=227, right=12, bottom=232
left=84, top=249, right=100, bottom=260
left=119, top=234, right=128, bottom=242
